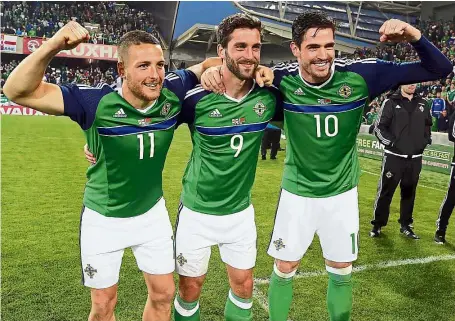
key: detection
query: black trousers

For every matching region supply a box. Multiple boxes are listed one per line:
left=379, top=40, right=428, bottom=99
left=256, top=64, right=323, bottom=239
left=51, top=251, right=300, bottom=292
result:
left=372, top=154, right=422, bottom=227
left=261, top=128, right=281, bottom=158
left=436, top=164, right=455, bottom=232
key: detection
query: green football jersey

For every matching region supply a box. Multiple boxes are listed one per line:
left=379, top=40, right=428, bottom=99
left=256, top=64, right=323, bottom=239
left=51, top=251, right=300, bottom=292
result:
left=62, top=70, right=197, bottom=217
left=180, top=84, right=278, bottom=215
left=273, top=37, right=452, bottom=197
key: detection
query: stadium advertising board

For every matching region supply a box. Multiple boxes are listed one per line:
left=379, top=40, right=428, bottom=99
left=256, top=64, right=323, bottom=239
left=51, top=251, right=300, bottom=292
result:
left=1, top=96, right=48, bottom=116
left=1, top=34, right=17, bottom=52
left=23, top=37, right=118, bottom=61
left=0, top=106, right=48, bottom=116
left=357, top=134, right=453, bottom=174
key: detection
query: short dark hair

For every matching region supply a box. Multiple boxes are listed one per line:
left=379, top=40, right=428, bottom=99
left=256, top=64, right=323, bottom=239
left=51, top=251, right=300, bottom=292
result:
left=292, top=12, right=336, bottom=47
left=117, top=30, right=160, bottom=62
left=217, top=13, right=262, bottom=48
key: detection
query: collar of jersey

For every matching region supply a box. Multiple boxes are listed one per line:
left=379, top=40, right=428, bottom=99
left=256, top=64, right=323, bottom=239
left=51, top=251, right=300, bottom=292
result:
left=116, top=86, right=157, bottom=113
left=298, top=62, right=335, bottom=89
left=223, top=80, right=256, bottom=103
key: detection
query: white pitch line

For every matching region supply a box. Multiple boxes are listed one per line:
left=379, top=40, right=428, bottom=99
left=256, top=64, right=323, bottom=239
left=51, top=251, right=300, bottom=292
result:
left=361, top=169, right=446, bottom=192
left=253, top=254, right=455, bottom=318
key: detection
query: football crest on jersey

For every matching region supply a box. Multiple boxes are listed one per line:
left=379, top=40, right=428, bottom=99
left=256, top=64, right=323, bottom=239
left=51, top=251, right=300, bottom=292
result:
left=338, top=84, right=352, bottom=98
left=386, top=171, right=393, bottom=179
left=273, top=238, right=286, bottom=251
left=253, top=100, right=267, bottom=117
left=161, top=102, right=171, bottom=116
left=176, top=253, right=187, bottom=267
left=84, top=264, right=97, bottom=279
left=232, top=117, right=246, bottom=125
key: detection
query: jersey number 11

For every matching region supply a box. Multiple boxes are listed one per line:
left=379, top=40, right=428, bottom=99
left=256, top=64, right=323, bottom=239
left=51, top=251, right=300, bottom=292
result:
left=137, top=133, right=154, bottom=159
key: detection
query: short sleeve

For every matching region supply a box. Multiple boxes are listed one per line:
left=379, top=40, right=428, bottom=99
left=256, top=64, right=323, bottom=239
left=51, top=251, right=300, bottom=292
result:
left=163, top=70, right=199, bottom=103
left=61, top=83, right=113, bottom=130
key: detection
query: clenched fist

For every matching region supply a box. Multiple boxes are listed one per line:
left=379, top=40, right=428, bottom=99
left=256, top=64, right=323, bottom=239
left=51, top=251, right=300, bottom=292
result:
left=46, top=21, right=90, bottom=51
left=379, top=19, right=421, bottom=43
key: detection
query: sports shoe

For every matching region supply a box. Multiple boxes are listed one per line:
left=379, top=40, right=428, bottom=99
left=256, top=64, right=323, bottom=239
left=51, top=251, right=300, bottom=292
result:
left=434, top=230, right=446, bottom=244
left=369, top=226, right=381, bottom=237
left=261, top=155, right=266, bottom=160
left=271, top=156, right=277, bottom=160
left=400, top=226, right=420, bottom=239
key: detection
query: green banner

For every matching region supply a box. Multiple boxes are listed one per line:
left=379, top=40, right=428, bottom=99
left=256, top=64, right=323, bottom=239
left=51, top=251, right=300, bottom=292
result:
left=357, top=134, right=453, bottom=174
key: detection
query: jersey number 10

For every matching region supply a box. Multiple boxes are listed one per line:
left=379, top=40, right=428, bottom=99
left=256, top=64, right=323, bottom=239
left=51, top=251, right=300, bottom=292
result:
left=314, top=115, right=338, bottom=138
left=137, top=133, right=154, bottom=159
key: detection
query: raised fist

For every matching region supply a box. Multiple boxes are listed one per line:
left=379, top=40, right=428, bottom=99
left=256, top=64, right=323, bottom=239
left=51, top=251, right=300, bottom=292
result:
left=47, top=21, right=90, bottom=51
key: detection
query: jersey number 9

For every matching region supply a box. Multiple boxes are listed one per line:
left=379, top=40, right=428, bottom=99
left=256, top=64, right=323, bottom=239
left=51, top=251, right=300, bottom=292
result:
left=230, top=134, right=243, bottom=158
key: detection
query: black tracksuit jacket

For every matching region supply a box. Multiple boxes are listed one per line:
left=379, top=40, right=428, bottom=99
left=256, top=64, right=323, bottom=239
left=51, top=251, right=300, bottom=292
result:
left=374, top=91, right=432, bottom=156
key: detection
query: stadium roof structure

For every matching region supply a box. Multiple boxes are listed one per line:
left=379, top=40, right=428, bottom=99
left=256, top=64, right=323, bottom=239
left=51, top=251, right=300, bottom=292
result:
left=342, top=1, right=422, bottom=15
left=233, top=1, right=421, bottom=43
left=173, top=20, right=370, bottom=55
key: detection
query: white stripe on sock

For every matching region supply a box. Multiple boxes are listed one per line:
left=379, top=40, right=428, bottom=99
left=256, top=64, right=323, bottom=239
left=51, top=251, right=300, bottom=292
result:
left=273, top=263, right=297, bottom=279
left=228, top=290, right=253, bottom=310
left=325, top=265, right=352, bottom=275
left=174, top=297, right=199, bottom=317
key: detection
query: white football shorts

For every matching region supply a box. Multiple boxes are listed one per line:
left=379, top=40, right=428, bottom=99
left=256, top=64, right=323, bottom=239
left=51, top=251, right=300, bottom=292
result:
left=267, top=187, right=359, bottom=263
left=80, top=197, right=174, bottom=289
left=174, top=204, right=257, bottom=277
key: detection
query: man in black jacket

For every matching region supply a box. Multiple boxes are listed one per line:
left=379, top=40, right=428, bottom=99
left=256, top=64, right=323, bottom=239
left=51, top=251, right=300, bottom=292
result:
left=434, top=111, right=455, bottom=244
left=371, top=83, right=432, bottom=239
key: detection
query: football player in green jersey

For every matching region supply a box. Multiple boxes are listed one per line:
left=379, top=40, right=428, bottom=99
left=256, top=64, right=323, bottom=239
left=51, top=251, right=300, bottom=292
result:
left=264, top=13, right=451, bottom=321
left=172, top=14, right=280, bottom=321
left=4, top=22, right=221, bottom=321
left=202, top=11, right=452, bottom=321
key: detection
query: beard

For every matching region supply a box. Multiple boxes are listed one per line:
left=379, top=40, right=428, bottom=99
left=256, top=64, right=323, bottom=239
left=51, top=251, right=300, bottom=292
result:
left=301, top=58, right=333, bottom=82
left=125, top=74, right=162, bottom=103
left=225, top=51, right=258, bottom=81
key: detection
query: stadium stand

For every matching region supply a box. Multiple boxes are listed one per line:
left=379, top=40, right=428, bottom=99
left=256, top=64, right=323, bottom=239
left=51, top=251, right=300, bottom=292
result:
left=0, top=1, right=160, bottom=44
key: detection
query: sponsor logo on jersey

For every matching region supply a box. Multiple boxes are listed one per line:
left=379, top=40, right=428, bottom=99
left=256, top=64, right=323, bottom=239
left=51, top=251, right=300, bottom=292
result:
left=386, top=171, right=393, bottom=179
left=232, top=117, right=246, bottom=125
left=395, top=105, right=401, bottom=109
left=138, top=118, right=152, bottom=126
left=317, top=98, right=331, bottom=105
left=161, top=102, right=171, bottom=116
left=338, top=84, right=352, bottom=98
left=418, top=104, right=425, bottom=112
left=294, top=87, right=305, bottom=95
left=209, top=109, right=223, bottom=118
left=273, top=238, right=286, bottom=251
left=113, top=108, right=127, bottom=118
left=84, top=264, right=97, bottom=279
left=253, top=100, right=267, bottom=117
left=176, top=253, right=187, bottom=267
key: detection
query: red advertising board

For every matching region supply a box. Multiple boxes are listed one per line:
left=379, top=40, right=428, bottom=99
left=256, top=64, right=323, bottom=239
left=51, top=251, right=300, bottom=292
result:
left=23, top=37, right=118, bottom=61
left=0, top=105, right=49, bottom=116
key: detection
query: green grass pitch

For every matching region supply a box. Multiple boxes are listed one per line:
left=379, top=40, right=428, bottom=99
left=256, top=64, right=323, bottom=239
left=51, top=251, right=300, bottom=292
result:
left=2, top=115, right=455, bottom=321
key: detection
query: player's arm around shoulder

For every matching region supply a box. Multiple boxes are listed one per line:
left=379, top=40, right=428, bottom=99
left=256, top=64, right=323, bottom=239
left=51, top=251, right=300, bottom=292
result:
left=3, top=21, right=90, bottom=115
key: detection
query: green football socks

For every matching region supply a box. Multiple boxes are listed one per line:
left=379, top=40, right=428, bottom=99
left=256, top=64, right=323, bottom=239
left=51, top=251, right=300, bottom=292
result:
left=326, top=265, right=353, bottom=321
left=224, top=289, right=253, bottom=321
left=268, top=264, right=296, bottom=321
left=174, top=294, right=200, bottom=321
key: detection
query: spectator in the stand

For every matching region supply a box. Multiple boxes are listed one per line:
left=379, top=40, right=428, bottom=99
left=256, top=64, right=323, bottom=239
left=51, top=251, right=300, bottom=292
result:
left=438, top=109, right=450, bottom=132
left=431, top=91, right=446, bottom=118
left=365, top=106, right=378, bottom=125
